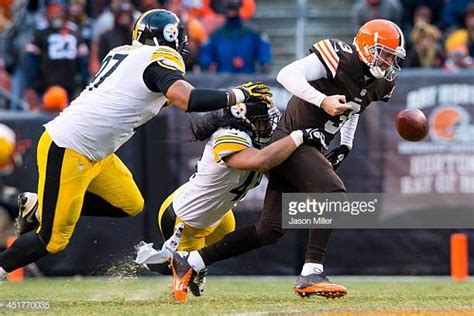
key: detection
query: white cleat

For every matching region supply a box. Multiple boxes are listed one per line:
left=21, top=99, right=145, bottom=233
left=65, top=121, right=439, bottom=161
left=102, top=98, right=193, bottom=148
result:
left=134, top=224, right=184, bottom=265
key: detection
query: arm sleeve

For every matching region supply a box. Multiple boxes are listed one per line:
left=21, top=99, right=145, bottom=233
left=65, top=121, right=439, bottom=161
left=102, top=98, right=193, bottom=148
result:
left=143, top=62, right=185, bottom=94
left=340, top=114, right=359, bottom=149
left=276, top=53, right=328, bottom=107
left=212, top=129, right=252, bottom=163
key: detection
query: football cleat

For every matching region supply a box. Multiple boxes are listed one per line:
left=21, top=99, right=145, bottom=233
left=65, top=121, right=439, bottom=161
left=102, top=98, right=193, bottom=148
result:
left=170, top=251, right=194, bottom=303
left=15, top=192, right=39, bottom=236
left=189, top=268, right=208, bottom=297
left=294, top=272, right=348, bottom=299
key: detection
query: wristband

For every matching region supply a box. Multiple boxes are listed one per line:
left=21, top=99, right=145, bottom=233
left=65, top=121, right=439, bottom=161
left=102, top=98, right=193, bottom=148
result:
left=231, top=88, right=246, bottom=104
left=290, top=130, right=304, bottom=147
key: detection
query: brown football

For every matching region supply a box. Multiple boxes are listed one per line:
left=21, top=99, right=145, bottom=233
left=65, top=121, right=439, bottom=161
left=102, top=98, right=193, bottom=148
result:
left=395, top=109, right=429, bottom=142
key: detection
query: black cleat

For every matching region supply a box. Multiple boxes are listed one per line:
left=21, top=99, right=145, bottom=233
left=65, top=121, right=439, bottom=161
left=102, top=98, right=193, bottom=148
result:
left=189, top=268, right=207, bottom=297
left=294, top=272, right=348, bottom=299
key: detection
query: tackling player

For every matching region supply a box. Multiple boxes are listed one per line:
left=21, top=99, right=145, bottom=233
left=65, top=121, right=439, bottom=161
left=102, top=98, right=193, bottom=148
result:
left=0, top=9, right=272, bottom=281
left=136, top=102, right=325, bottom=301
left=168, top=19, right=406, bottom=299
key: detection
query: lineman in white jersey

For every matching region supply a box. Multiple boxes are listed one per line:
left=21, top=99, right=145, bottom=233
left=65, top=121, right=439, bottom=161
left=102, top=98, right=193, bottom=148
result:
left=136, top=102, right=328, bottom=301
left=0, top=9, right=273, bottom=280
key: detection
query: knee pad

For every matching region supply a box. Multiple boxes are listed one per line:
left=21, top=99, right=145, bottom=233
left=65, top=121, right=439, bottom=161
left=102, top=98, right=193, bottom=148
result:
left=255, top=222, right=283, bottom=246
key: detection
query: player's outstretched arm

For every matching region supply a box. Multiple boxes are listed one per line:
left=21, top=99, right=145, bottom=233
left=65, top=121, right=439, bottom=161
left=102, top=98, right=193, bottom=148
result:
left=166, top=80, right=272, bottom=113
left=222, top=128, right=323, bottom=173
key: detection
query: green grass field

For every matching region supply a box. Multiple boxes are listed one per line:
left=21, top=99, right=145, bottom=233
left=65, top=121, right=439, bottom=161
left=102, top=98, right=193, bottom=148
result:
left=1, top=276, right=473, bottom=315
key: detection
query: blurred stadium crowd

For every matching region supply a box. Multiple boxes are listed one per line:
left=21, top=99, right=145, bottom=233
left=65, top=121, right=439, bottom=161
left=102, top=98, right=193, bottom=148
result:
left=0, top=0, right=270, bottom=112
left=0, top=0, right=473, bottom=111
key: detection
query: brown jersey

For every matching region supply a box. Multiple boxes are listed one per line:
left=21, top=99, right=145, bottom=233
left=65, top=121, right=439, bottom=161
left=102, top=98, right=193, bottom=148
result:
left=277, top=39, right=395, bottom=146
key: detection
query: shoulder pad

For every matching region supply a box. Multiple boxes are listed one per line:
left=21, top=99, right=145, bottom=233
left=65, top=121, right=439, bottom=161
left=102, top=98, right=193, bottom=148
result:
left=151, top=46, right=186, bottom=75
left=311, top=39, right=354, bottom=78
left=212, top=128, right=252, bottom=163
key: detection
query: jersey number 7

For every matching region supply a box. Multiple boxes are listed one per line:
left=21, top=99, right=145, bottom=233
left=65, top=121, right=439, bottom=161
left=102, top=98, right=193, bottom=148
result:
left=88, top=53, right=128, bottom=91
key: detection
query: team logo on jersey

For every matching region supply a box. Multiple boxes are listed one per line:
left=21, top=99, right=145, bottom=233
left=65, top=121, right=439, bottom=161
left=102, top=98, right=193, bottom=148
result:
left=429, top=105, right=473, bottom=142
left=163, top=23, right=179, bottom=42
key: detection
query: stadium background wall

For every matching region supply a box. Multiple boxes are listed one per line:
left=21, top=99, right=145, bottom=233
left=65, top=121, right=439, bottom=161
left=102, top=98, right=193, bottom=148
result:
left=0, top=70, right=473, bottom=276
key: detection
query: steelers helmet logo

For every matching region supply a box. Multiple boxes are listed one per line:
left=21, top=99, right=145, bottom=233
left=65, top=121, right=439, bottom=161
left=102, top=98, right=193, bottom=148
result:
left=429, top=105, right=469, bottom=142
left=231, top=103, right=247, bottom=119
left=163, top=23, right=179, bottom=42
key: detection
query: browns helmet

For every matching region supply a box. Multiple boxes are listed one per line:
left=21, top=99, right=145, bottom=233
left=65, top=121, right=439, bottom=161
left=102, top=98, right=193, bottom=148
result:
left=354, top=19, right=406, bottom=81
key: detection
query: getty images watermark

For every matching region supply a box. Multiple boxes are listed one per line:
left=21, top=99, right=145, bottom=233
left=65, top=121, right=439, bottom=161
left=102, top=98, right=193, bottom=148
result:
left=282, top=193, right=474, bottom=229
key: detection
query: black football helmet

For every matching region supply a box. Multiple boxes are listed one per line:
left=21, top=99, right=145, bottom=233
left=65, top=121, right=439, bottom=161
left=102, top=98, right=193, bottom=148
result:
left=231, top=102, right=280, bottom=148
left=132, top=9, right=189, bottom=58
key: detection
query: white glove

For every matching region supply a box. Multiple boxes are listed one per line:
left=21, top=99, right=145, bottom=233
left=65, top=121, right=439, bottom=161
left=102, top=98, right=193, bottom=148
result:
left=134, top=223, right=184, bottom=265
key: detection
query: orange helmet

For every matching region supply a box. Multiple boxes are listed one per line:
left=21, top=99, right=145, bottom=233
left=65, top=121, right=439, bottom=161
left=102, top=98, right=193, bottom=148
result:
left=354, top=19, right=406, bottom=81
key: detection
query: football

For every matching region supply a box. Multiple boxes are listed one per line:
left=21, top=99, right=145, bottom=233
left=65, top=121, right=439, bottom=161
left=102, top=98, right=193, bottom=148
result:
left=395, top=109, right=429, bottom=142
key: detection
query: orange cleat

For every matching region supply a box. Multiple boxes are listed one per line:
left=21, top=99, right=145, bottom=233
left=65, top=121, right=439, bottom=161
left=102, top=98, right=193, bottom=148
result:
left=170, top=252, right=194, bottom=303
left=294, top=273, right=348, bottom=299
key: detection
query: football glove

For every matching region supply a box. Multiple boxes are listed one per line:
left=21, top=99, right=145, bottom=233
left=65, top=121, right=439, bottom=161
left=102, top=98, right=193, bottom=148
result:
left=325, top=145, right=351, bottom=171
left=301, top=128, right=328, bottom=149
left=237, top=81, right=272, bottom=104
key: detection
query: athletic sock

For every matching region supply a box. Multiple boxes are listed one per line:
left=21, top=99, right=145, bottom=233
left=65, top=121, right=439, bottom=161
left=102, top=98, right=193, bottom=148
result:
left=188, top=251, right=205, bottom=272
left=301, top=263, right=324, bottom=276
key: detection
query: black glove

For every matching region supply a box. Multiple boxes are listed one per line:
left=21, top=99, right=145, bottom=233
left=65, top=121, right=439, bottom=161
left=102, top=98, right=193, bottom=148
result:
left=237, top=81, right=272, bottom=104
left=301, top=128, right=327, bottom=149
left=325, top=145, right=351, bottom=171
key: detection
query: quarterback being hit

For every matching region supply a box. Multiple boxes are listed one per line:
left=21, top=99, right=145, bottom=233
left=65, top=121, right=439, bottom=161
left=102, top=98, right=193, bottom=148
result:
left=0, top=9, right=272, bottom=280
left=169, top=19, right=406, bottom=300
